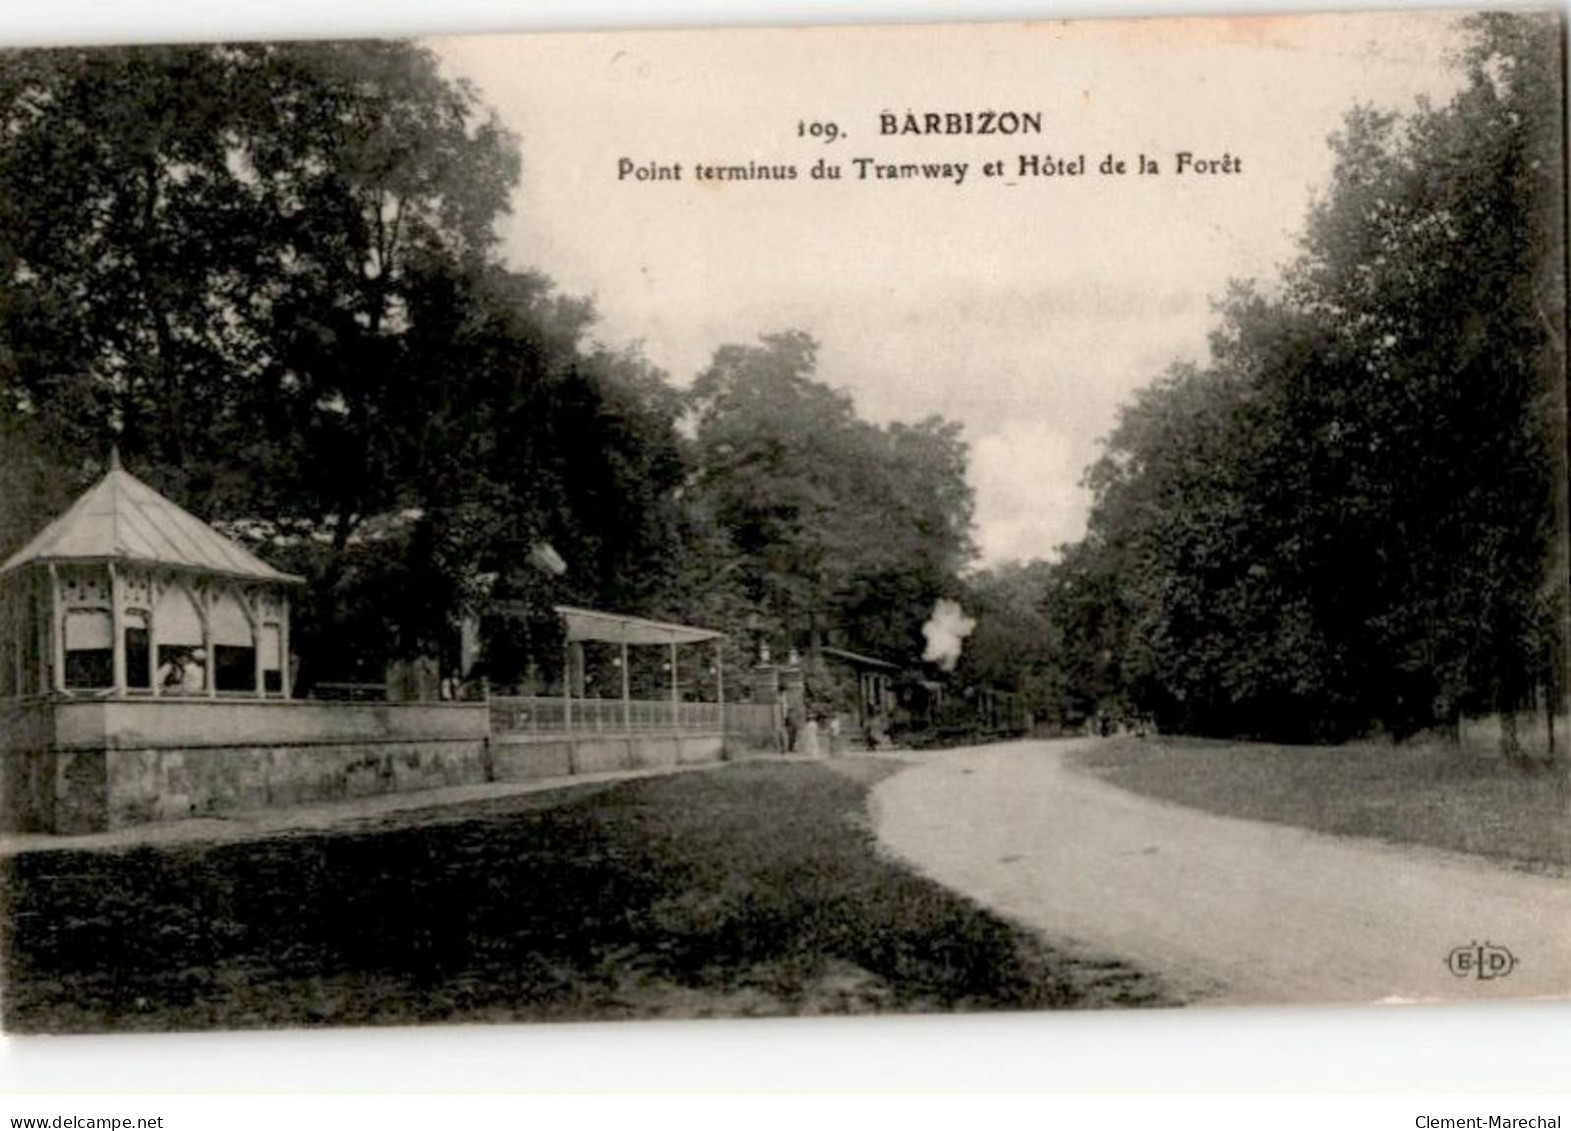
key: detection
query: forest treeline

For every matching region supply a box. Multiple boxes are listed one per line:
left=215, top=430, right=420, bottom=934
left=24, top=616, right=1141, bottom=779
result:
left=960, top=13, right=1568, bottom=752
left=0, top=41, right=973, bottom=693
left=0, top=15, right=1564, bottom=747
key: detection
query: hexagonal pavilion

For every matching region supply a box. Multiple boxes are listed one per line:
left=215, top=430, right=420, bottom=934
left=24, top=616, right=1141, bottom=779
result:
left=0, top=449, right=302, bottom=702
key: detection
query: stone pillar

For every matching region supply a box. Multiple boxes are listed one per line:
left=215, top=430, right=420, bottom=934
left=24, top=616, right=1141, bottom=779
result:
left=751, top=663, right=780, bottom=705
left=751, top=664, right=781, bottom=752
left=781, top=665, right=806, bottom=720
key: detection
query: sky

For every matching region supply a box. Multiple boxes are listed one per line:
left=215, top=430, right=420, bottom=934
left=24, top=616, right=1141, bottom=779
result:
left=433, top=12, right=1468, bottom=567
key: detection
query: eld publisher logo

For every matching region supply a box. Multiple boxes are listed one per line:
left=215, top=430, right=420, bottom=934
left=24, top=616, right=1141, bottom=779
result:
left=1447, top=941, right=1518, bottom=980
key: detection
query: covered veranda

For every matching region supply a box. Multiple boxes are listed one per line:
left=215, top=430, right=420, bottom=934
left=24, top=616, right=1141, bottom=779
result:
left=488, top=606, right=734, bottom=775
left=492, top=605, right=725, bottom=733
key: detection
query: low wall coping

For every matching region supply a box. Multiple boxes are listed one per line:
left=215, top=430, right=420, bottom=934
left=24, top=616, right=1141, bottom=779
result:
left=37, top=698, right=491, bottom=752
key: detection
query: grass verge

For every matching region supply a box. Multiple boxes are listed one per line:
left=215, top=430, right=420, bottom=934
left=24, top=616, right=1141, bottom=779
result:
left=1071, top=736, right=1571, bottom=874
left=1, top=759, right=1170, bottom=1032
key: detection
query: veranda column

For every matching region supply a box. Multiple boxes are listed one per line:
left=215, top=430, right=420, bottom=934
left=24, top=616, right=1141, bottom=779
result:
left=620, top=640, right=630, bottom=731
left=563, top=639, right=573, bottom=732
left=669, top=639, right=678, bottom=729
left=715, top=638, right=725, bottom=726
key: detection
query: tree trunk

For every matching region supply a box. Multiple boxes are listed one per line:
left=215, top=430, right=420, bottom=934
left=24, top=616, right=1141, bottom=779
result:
left=1499, top=707, right=1525, bottom=766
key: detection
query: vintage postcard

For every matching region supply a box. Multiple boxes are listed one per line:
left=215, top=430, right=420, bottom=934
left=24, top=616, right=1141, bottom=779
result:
left=0, top=8, right=1566, bottom=1035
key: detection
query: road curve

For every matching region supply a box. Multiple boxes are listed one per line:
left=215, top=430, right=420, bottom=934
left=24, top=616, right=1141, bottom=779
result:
left=871, top=739, right=1571, bottom=1006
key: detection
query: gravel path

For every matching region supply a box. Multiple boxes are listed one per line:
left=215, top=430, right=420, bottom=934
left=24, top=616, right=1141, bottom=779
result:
left=872, top=738, right=1571, bottom=1006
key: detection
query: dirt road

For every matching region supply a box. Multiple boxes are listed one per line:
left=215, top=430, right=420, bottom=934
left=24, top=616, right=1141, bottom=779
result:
left=872, top=739, right=1571, bottom=1005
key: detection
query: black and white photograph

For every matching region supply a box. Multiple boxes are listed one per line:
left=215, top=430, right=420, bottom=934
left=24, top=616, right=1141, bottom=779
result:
left=0, top=6, right=1566, bottom=1040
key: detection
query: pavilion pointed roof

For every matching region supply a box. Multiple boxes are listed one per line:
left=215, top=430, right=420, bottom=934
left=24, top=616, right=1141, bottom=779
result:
left=0, top=453, right=303, bottom=584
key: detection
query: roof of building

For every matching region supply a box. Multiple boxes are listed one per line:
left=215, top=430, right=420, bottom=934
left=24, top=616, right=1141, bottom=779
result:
left=555, top=605, right=724, bottom=647
left=0, top=451, right=304, bottom=584
left=820, top=645, right=901, bottom=670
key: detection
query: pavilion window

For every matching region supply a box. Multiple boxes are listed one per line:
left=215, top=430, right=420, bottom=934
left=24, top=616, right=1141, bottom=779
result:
left=214, top=646, right=254, bottom=692
left=260, top=623, right=284, bottom=694
left=124, top=609, right=152, bottom=690
left=63, top=607, right=114, bottom=690
left=154, top=582, right=206, bottom=693
left=211, top=589, right=255, bottom=693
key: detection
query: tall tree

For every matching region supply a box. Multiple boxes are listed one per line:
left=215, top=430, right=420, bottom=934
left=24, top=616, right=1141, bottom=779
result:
left=1052, top=12, right=1566, bottom=750
left=683, top=331, right=975, bottom=664
left=0, top=41, right=525, bottom=682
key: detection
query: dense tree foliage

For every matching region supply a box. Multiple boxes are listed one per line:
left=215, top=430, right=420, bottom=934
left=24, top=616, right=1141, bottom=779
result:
left=682, top=331, right=975, bottom=664
left=1024, top=12, right=1567, bottom=752
left=0, top=44, right=701, bottom=687
left=952, top=561, right=1061, bottom=709
left=4, top=15, right=1557, bottom=740
left=0, top=46, right=975, bottom=691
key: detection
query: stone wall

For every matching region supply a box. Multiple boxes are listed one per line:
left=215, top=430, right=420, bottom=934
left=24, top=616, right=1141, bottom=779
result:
left=722, top=702, right=778, bottom=751
left=1, top=699, right=490, bottom=834
left=3, top=697, right=733, bottom=834
left=0, top=702, right=60, bottom=832
left=490, top=732, right=725, bottom=782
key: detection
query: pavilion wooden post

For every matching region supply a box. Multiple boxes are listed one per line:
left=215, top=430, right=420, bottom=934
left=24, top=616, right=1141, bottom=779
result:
left=563, top=638, right=573, bottom=732
left=715, top=638, right=725, bottom=727
left=148, top=574, right=161, bottom=698
left=108, top=562, right=126, bottom=695
left=620, top=640, right=630, bottom=732
left=35, top=581, right=49, bottom=696
left=200, top=583, right=216, bottom=698
left=248, top=589, right=265, bottom=698
left=47, top=564, right=63, bottom=693
left=669, top=639, right=679, bottom=729
left=280, top=590, right=293, bottom=698
left=12, top=587, right=24, bottom=700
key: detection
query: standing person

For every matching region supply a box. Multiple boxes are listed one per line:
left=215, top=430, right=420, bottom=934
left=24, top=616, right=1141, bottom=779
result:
left=785, top=696, right=802, bottom=753
left=828, top=714, right=842, bottom=757
left=181, top=648, right=207, bottom=694
left=801, top=714, right=820, bottom=757
left=157, top=647, right=185, bottom=693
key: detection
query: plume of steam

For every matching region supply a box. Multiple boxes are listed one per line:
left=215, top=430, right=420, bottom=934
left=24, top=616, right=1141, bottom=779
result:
left=921, top=598, right=976, bottom=672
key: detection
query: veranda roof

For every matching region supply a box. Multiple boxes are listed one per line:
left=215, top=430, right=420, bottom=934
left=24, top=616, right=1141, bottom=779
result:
left=820, top=645, right=900, bottom=671
left=0, top=452, right=303, bottom=584
left=555, top=605, right=723, bottom=647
